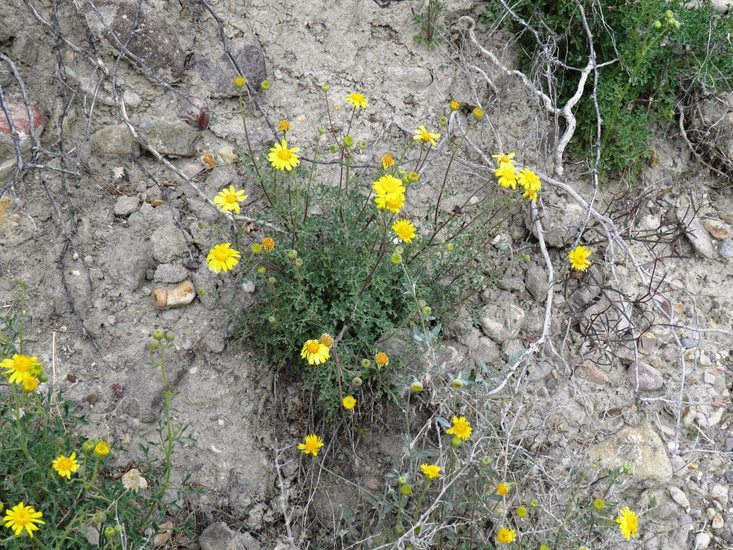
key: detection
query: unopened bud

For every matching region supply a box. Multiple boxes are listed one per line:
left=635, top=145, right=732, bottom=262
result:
left=352, top=376, right=363, bottom=387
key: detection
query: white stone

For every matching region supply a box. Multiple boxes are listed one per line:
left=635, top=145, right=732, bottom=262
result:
left=669, top=486, right=690, bottom=511
left=712, top=513, right=724, bottom=530
left=694, top=532, right=711, bottom=549
left=711, top=484, right=728, bottom=506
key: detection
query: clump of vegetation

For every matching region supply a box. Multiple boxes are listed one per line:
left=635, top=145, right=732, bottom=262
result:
left=494, top=0, right=733, bottom=177
left=414, top=0, right=445, bottom=48
left=0, top=287, right=191, bottom=548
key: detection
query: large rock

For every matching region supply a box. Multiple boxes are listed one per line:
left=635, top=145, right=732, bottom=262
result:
left=587, top=421, right=673, bottom=481
left=480, top=302, right=525, bottom=342
left=627, top=362, right=664, bottom=391
left=527, top=199, right=586, bottom=248
left=98, top=233, right=153, bottom=290
left=0, top=99, right=44, bottom=171
left=91, top=124, right=139, bottom=158
left=142, top=120, right=200, bottom=157
left=195, top=43, right=267, bottom=97
left=199, top=521, right=261, bottom=550
left=87, top=1, right=185, bottom=83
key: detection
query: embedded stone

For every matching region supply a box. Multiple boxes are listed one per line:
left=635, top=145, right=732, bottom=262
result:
left=195, top=43, right=267, bottom=97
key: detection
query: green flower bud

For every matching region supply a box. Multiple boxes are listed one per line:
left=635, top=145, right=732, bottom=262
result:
left=30, top=363, right=43, bottom=377
left=0, top=502, right=4, bottom=513
left=287, top=249, right=298, bottom=260
left=451, top=436, right=463, bottom=447
left=82, top=441, right=95, bottom=454
left=360, top=359, right=372, bottom=368
left=93, top=511, right=107, bottom=524
left=268, top=316, right=276, bottom=324
left=251, top=243, right=263, bottom=254
left=445, top=242, right=455, bottom=251
left=395, top=246, right=404, bottom=255
left=480, top=456, right=491, bottom=466
left=343, top=135, right=354, bottom=148
left=260, top=80, right=271, bottom=90
left=352, top=376, right=363, bottom=387
left=673, top=20, right=680, bottom=29
left=267, top=276, right=276, bottom=285
left=165, top=332, right=174, bottom=342
left=405, top=171, right=420, bottom=183
left=148, top=341, right=159, bottom=352
left=104, top=527, right=116, bottom=538
left=38, top=373, right=49, bottom=383
left=653, top=20, right=662, bottom=29
left=665, top=10, right=674, bottom=18
left=439, top=116, right=448, bottom=126
left=391, top=253, right=402, bottom=265
left=317, top=127, right=327, bottom=135
left=451, top=378, right=463, bottom=388
left=320, top=83, right=330, bottom=92
left=395, top=523, right=405, bottom=535
left=295, top=258, right=304, bottom=267
left=257, top=266, right=266, bottom=275
left=152, top=328, right=165, bottom=340
left=358, top=140, right=368, bottom=150
left=398, top=475, right=407, bottom=485
left=421, top=306, right=432, bottom=316
left=530, top=499, right=539, bottom=507
left=410, top=381, right=423, bottom=392
left=329, top=144, right=339, bottom=153
left=400, top=484, right=413, bottom=496
left=417, top=299, right=427, bottom=308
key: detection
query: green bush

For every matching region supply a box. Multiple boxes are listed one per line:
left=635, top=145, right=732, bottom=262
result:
left=495, top=0, right=733, bottom=177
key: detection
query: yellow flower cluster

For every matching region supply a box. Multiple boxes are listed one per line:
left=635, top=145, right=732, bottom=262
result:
left=492, top=153, right=541, bottom=201
left=372, top=174, right=406, bottom=214
left=1, top=354, right=43, bottom=393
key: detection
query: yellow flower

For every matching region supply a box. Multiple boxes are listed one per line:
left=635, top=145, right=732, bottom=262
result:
left=206, top=243, right=241, bottom=273
left=298, top=434, right=324, bottom=456
left=214, top=185, right=248, bottom=214
left=492, top=152, right=516, bottom=166
left=616, top=507, right=639, bottom=540
left=278, top=120, right=290, bottom=133
left=3, top=502, right=44, bottom=538
left=262, top=237, right=275, bottom=252
left=392, top=219, right=417, bottom=243
left=21, top=373, right=39, bottom=393
left=517, top=168, right=541, bottom=192
left=420, top=463, right=442, bottom=479
left=345, top=92, right=368, bottom=109
left=268, top=139, right=301, bottom=171
left=381, top=154, right=395, bottom=170
left=568, top=245, right=592, bottom=272
left=413, top=125, right=440, bottom=146
left=375, top=352, right=389, bottom=368
left=233, top=75, right=246, bottom=89
left=373, top=174, right=406, bottom=214
left=342, top=395, right=356, bottom=410
left=516, top=506, right=528, bottom=518
left=320, top=333, right=334, bottom=348
left=495, top=164, right=518, bottom=189
left=94, top=441, right=110, bottom=458
left=496, top=527, right=517, bottom=544
left=496, top=482, right=510, bottom=495
left=52, top=452, right=80, bottom=479
left=450, top=99, right=460, bottom=111
left=523, top=187, right=538, bottom=202
left=446, top=416, right=472, bottom=440
left=472, top=106, right=485, bottom=119
left=1, top=354, right=42, bottom=385
left=301, top=339, right=330, bottom=365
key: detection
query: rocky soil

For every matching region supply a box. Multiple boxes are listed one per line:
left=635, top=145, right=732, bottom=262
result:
left=1, top=0, right=732, bottom=548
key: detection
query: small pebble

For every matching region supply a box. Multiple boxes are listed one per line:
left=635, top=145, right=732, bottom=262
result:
left=669, top=486, right=690, bottom=510
left=694, top=532, right=711, bottom=549
left=242, top=280, right=256, bottom=293
left=720, top=239, right=733, bottom=258
left=711, top=484, right=728, bottom=506
left=703, top=372, right=716, bottom=385
left=680, top=337, right=698, bottom=349
left=712, top=513, right=723, bottom=530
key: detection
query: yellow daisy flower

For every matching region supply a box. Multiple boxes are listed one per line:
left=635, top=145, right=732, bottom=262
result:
left=373, top=174, right=405, bottom=197
left=268, top=139, right=300, bottom=171
left=523, top=187, right=538, bottom=202
left=496, top=482, right=510, bottom=495
left=450, top=99, right=461, bottom=111
left=420, top=463, right=442, bottom=479
left=298, top=434, right=324, bottom=456
left=381, top=153, right=395, bottom=170
left=495, top=164, right=518, bottom=189
left=496, top=527, right=517, bottom=544
left=1, top=354, right=42, bottom=385
left=206, top=243, right=241, bottom=273
left=446, top=416, right=472, bottom=440
left=517, top=168, right=541, bottom=192
left=52, top=452, right=80, bottom=479
left=392, top=219, right=417, bottom=243
left=472, top=106, right=485, bottom=119
left=492, top=152, right=516, bottom=166
left=616, top=507, right=639, bottom=540
left=21, top=373, right=39, bottom=393
left=278, top=120, right=290, bottom=133
left=345, top=92, right=368, bottom=109
left=262, top=237, right=275, bottom=252
left=94, top=441, right=110, bottom=458
left=3, top=502, right=44, bottom=538
left=301, top=339, right=330, bottom=365
left=213, top=185, right=248, bottom=214
left=568, top=245, right=592, bottom=271
left=342, top=395, right=356, bottom=410
left=375, top=352, right=389, bottom=368
left=375, top=192, right=405, bottom=214
left=413, top=125, right=440, bottom=146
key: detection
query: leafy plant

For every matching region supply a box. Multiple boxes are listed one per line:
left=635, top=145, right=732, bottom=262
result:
left=414, top=0, right=444, bottom=48
left=498, top=0, right=733, bottom=177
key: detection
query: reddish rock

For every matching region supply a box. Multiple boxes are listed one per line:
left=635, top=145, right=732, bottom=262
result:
left=0, top=102, right=43, bottom=137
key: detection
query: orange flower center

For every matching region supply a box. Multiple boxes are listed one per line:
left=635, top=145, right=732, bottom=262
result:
left=307, top=341, right=321, bottom=354
left=213, top=248, right=230, bottom=261
left=57, top=457, right=73, bottom=470
left=14, top=508, right=31, bottom=525
left=224, top=193, right=238, bottom=204
left=278, top=149, right=293, bottom=161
